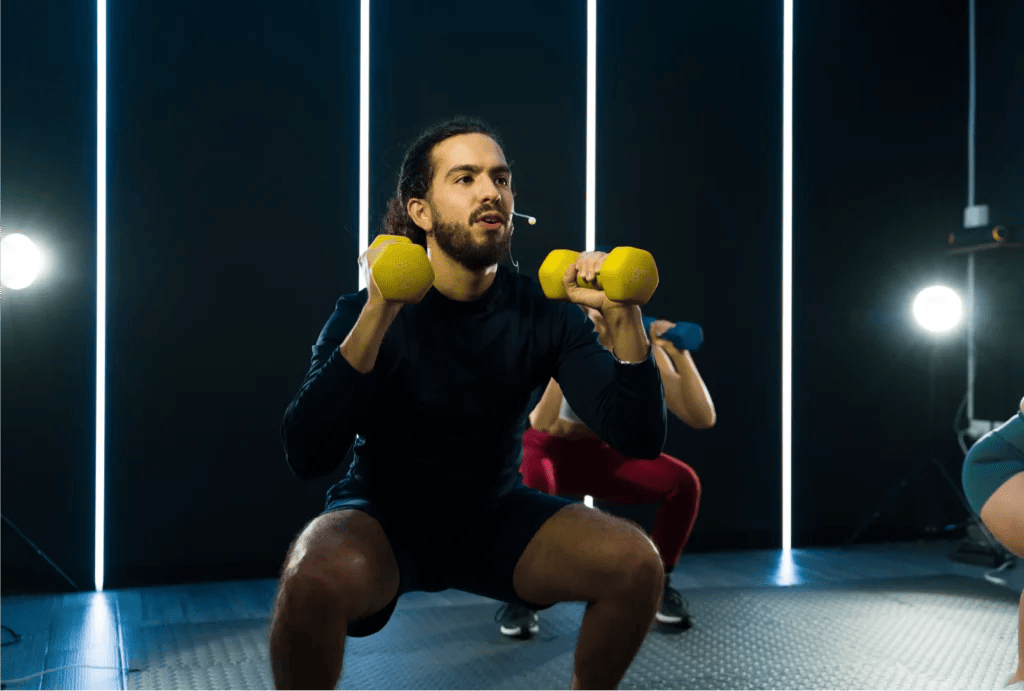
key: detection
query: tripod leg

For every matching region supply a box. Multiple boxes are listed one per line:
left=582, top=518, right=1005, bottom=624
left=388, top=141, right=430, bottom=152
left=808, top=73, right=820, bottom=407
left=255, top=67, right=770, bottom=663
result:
left=1, top=513, right=80, bottom=591
left=931, top=458, right=1011, bottom=559
left=846, top=458, right=930, bottom=546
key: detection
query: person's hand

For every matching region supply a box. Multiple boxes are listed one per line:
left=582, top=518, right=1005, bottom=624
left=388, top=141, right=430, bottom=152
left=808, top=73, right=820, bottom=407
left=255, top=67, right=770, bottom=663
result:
left=561, top=251, right=628, bottom=313
left=359, top=237, right=428, bottom=313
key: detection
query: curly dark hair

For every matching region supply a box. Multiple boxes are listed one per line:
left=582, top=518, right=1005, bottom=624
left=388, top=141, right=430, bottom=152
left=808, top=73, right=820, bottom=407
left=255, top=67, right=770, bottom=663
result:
left=381, top=116, right=516, bottom=248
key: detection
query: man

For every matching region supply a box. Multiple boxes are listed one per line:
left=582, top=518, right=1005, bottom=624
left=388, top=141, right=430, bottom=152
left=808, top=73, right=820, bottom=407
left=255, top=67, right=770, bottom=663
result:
left=270, top=116, right=669, bottom=690
left=495, top=305, right=714, bottom=637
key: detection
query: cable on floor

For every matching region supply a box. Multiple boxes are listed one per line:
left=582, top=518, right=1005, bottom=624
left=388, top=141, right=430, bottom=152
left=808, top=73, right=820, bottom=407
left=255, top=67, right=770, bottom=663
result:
left=0, top=625, right=142, bottom=689
left=0, top=664, right=143, bottom=688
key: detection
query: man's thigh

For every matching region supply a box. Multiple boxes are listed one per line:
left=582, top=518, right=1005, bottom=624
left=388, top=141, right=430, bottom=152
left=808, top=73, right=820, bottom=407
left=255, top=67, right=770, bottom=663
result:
left=511, top=503, right=663, bottom=607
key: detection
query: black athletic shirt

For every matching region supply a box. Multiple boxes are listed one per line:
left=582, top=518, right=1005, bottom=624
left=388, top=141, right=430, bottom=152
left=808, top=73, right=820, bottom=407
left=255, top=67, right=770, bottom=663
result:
left=281, top=264, right=667, bottom=514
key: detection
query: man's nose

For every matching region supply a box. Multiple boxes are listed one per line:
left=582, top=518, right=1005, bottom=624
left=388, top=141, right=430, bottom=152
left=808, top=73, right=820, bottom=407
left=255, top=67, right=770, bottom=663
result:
left=479, top=180, right=502, bottom=205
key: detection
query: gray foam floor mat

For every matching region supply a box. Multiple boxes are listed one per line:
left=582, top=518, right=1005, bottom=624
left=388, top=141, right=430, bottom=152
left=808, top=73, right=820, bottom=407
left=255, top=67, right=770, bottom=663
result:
left=120, top=574, right=1021, bottom=690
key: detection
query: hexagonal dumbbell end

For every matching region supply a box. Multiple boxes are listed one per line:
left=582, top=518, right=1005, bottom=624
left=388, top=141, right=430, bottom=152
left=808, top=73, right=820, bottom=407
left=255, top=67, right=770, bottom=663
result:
left=365, top=234, right=435, bottom=303
left=599, top=246, right=659, bottom=305
left=538, top=249, right=582, bottom=300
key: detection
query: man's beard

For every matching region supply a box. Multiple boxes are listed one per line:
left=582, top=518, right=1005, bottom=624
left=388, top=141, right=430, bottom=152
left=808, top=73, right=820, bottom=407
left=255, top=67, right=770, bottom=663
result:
left=431, top=215, right=513, bottom=272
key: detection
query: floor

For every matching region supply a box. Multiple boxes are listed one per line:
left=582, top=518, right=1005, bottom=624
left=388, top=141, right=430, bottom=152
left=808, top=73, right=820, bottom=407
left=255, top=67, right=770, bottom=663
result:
left=1, top=540, right=1020, bottom=690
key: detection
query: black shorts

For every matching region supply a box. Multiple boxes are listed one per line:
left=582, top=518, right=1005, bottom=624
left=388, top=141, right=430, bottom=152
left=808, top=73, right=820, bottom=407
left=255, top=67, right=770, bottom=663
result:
left=321, top=475, right=576, bottom=638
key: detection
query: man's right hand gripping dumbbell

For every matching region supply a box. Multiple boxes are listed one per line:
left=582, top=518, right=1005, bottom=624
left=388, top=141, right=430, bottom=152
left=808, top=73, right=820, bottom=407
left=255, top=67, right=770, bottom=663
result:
left=359, top=234, right=436, bottom=312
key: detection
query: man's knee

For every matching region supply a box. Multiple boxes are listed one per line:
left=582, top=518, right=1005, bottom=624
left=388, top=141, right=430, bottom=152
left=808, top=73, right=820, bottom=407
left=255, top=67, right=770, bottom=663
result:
left=279, top=549, right=386, bottom=623
left=605, top=519, right=665, bottom=602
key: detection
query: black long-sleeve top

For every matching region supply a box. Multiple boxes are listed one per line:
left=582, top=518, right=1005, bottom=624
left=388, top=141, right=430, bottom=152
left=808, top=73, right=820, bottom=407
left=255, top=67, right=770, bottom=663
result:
left=281, top=264, right=667, bottom=514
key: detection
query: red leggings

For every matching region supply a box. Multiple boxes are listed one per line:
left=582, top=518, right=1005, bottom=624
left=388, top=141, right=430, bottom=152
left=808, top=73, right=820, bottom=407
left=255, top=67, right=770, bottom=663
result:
left=520, top=427, right=701, bottom=570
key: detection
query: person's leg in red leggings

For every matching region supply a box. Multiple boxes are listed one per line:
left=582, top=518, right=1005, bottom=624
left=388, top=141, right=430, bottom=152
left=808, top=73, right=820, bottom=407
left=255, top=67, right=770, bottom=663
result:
left=513, top=429, right=701, bottom=629
left=546, top=442, right=702, bottom=574
left=528, top=439, right=701, bottom=628
left=519, top=428, right=559, bottom=496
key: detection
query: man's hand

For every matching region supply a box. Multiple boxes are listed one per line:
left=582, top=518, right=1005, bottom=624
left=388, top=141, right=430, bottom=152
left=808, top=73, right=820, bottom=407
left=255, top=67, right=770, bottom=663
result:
left=561, top=251, right=650, bottom=361
left=560, top=251, right=629, bottom=313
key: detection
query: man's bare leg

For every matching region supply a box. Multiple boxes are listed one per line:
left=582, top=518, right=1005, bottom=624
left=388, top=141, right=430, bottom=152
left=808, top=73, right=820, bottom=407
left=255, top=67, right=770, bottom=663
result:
left=269, top=510, right=400, bottom=690
left=979, top=472, right=1024, bottom=687
left=269, top=574, right=348, bottom=688
left=513, top=504, right=664, bottom=689
left=569, top=587, right=662, bottom=689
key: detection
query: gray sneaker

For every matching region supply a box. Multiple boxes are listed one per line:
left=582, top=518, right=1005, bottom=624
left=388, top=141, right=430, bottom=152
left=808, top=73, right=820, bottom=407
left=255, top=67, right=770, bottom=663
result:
left=656, top=577, right=693, bottom=629
left=495, top=602, right=540, bottom=637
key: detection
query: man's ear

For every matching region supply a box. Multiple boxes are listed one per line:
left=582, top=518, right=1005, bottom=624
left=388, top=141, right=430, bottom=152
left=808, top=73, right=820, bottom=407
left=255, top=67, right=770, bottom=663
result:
left=407, top=197, right=433, bottom=232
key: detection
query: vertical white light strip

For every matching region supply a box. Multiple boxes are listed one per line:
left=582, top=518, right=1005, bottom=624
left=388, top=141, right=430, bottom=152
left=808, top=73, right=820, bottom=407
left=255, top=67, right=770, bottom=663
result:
left=584, top=0, right=598, bottom=509
left=358, top=0, right=370, bottom=289
left=95, top=0, right=108, bottom=592
left=781, top=0, right=794, bottom=553
left=585, top=0, right=597, bottom=253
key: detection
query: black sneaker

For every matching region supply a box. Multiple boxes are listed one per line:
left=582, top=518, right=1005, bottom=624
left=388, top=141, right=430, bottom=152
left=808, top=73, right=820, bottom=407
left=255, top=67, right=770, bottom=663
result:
left=656, top=577, right=693, bottom=629
left=494, top=602, right=540, bottom=637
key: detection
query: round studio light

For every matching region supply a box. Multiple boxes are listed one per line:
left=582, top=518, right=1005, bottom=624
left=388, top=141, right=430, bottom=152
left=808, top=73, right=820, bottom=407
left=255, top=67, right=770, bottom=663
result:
left=912, top=285, right=963, bottom=333
left=1, top=233, right=45, bottom=290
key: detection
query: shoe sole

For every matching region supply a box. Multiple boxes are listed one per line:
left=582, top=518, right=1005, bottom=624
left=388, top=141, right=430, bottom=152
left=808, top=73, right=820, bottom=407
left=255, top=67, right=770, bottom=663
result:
left=500, top=623, right=540, bottom=636
left=656, top=612, right=683, bottom=624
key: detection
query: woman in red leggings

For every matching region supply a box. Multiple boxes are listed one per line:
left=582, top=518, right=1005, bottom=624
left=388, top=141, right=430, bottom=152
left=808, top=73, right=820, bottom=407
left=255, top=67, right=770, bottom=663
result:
left=496, top=305, right=717, bottom=637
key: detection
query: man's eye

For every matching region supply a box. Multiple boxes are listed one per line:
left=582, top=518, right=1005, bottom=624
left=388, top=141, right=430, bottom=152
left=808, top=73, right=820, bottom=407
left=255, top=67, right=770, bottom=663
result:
left=457, top=176, right=472, bottom=183
left=496, top=177, right=510, bottom=186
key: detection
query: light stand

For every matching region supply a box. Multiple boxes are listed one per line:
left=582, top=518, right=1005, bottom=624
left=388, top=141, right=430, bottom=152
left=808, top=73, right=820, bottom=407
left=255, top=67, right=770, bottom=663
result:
left=845, top=340, right=1010, bottom=566
left=1, top=513, right=80, bottom=592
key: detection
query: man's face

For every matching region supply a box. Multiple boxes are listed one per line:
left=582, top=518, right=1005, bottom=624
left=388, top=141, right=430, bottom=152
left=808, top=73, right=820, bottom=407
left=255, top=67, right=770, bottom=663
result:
left=421, top=133, right=515, bottom=271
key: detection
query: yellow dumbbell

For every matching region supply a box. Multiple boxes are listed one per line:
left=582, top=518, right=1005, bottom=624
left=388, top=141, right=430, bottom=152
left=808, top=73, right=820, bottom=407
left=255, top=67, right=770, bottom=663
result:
left=361, top=234, right=435, bottom=303
left=538, top=247, right=659, bottom=305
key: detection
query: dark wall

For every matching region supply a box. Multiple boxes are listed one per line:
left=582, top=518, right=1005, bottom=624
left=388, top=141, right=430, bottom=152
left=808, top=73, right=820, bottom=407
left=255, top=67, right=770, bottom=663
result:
left=793, top=0, right=1024, bottom=547
left=595, top=0, right=784, bottom=550
left=968, top=0, right=1024, bottom=425
left=3, top=1, right=1020, bottom=595
left=1, top=0, right=97, bottom=594
left=369, top=0, right=588, bottom=281
left=101, top=1, right=362, bottom=589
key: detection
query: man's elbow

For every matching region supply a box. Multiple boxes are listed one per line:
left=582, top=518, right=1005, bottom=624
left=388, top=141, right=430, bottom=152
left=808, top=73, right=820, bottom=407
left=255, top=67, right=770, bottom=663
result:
left=634, top=421, right=668, bottom=459
left=283, top=445, right=334, bottom=481
left=281, top=436, right=314, bottom=480
left=638, top=439, right=666, bottom=459
left=281, top=421, right=323, bottom=482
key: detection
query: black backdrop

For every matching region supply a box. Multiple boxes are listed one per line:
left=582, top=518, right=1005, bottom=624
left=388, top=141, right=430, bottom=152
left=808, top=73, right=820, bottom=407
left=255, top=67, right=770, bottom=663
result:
left=2, top=0, right=1021, bottom=595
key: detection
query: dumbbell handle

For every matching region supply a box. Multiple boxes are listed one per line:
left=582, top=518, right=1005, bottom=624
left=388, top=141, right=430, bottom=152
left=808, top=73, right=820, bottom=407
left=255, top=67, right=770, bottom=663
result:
left=539, top=247, right=658, bottom=305
left=641, top=315, right=703, bottom=352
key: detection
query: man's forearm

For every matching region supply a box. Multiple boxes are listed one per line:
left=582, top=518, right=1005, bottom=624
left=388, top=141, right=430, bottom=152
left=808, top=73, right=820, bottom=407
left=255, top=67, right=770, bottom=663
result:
left=339, top=302, right=400, bottom=374
left=603, top=305, right=650, bottom=362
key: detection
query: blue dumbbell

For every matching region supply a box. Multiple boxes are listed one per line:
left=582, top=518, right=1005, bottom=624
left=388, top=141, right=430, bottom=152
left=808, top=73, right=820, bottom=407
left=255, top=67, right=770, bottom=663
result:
left=642, top=315, right=703, bottom=352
